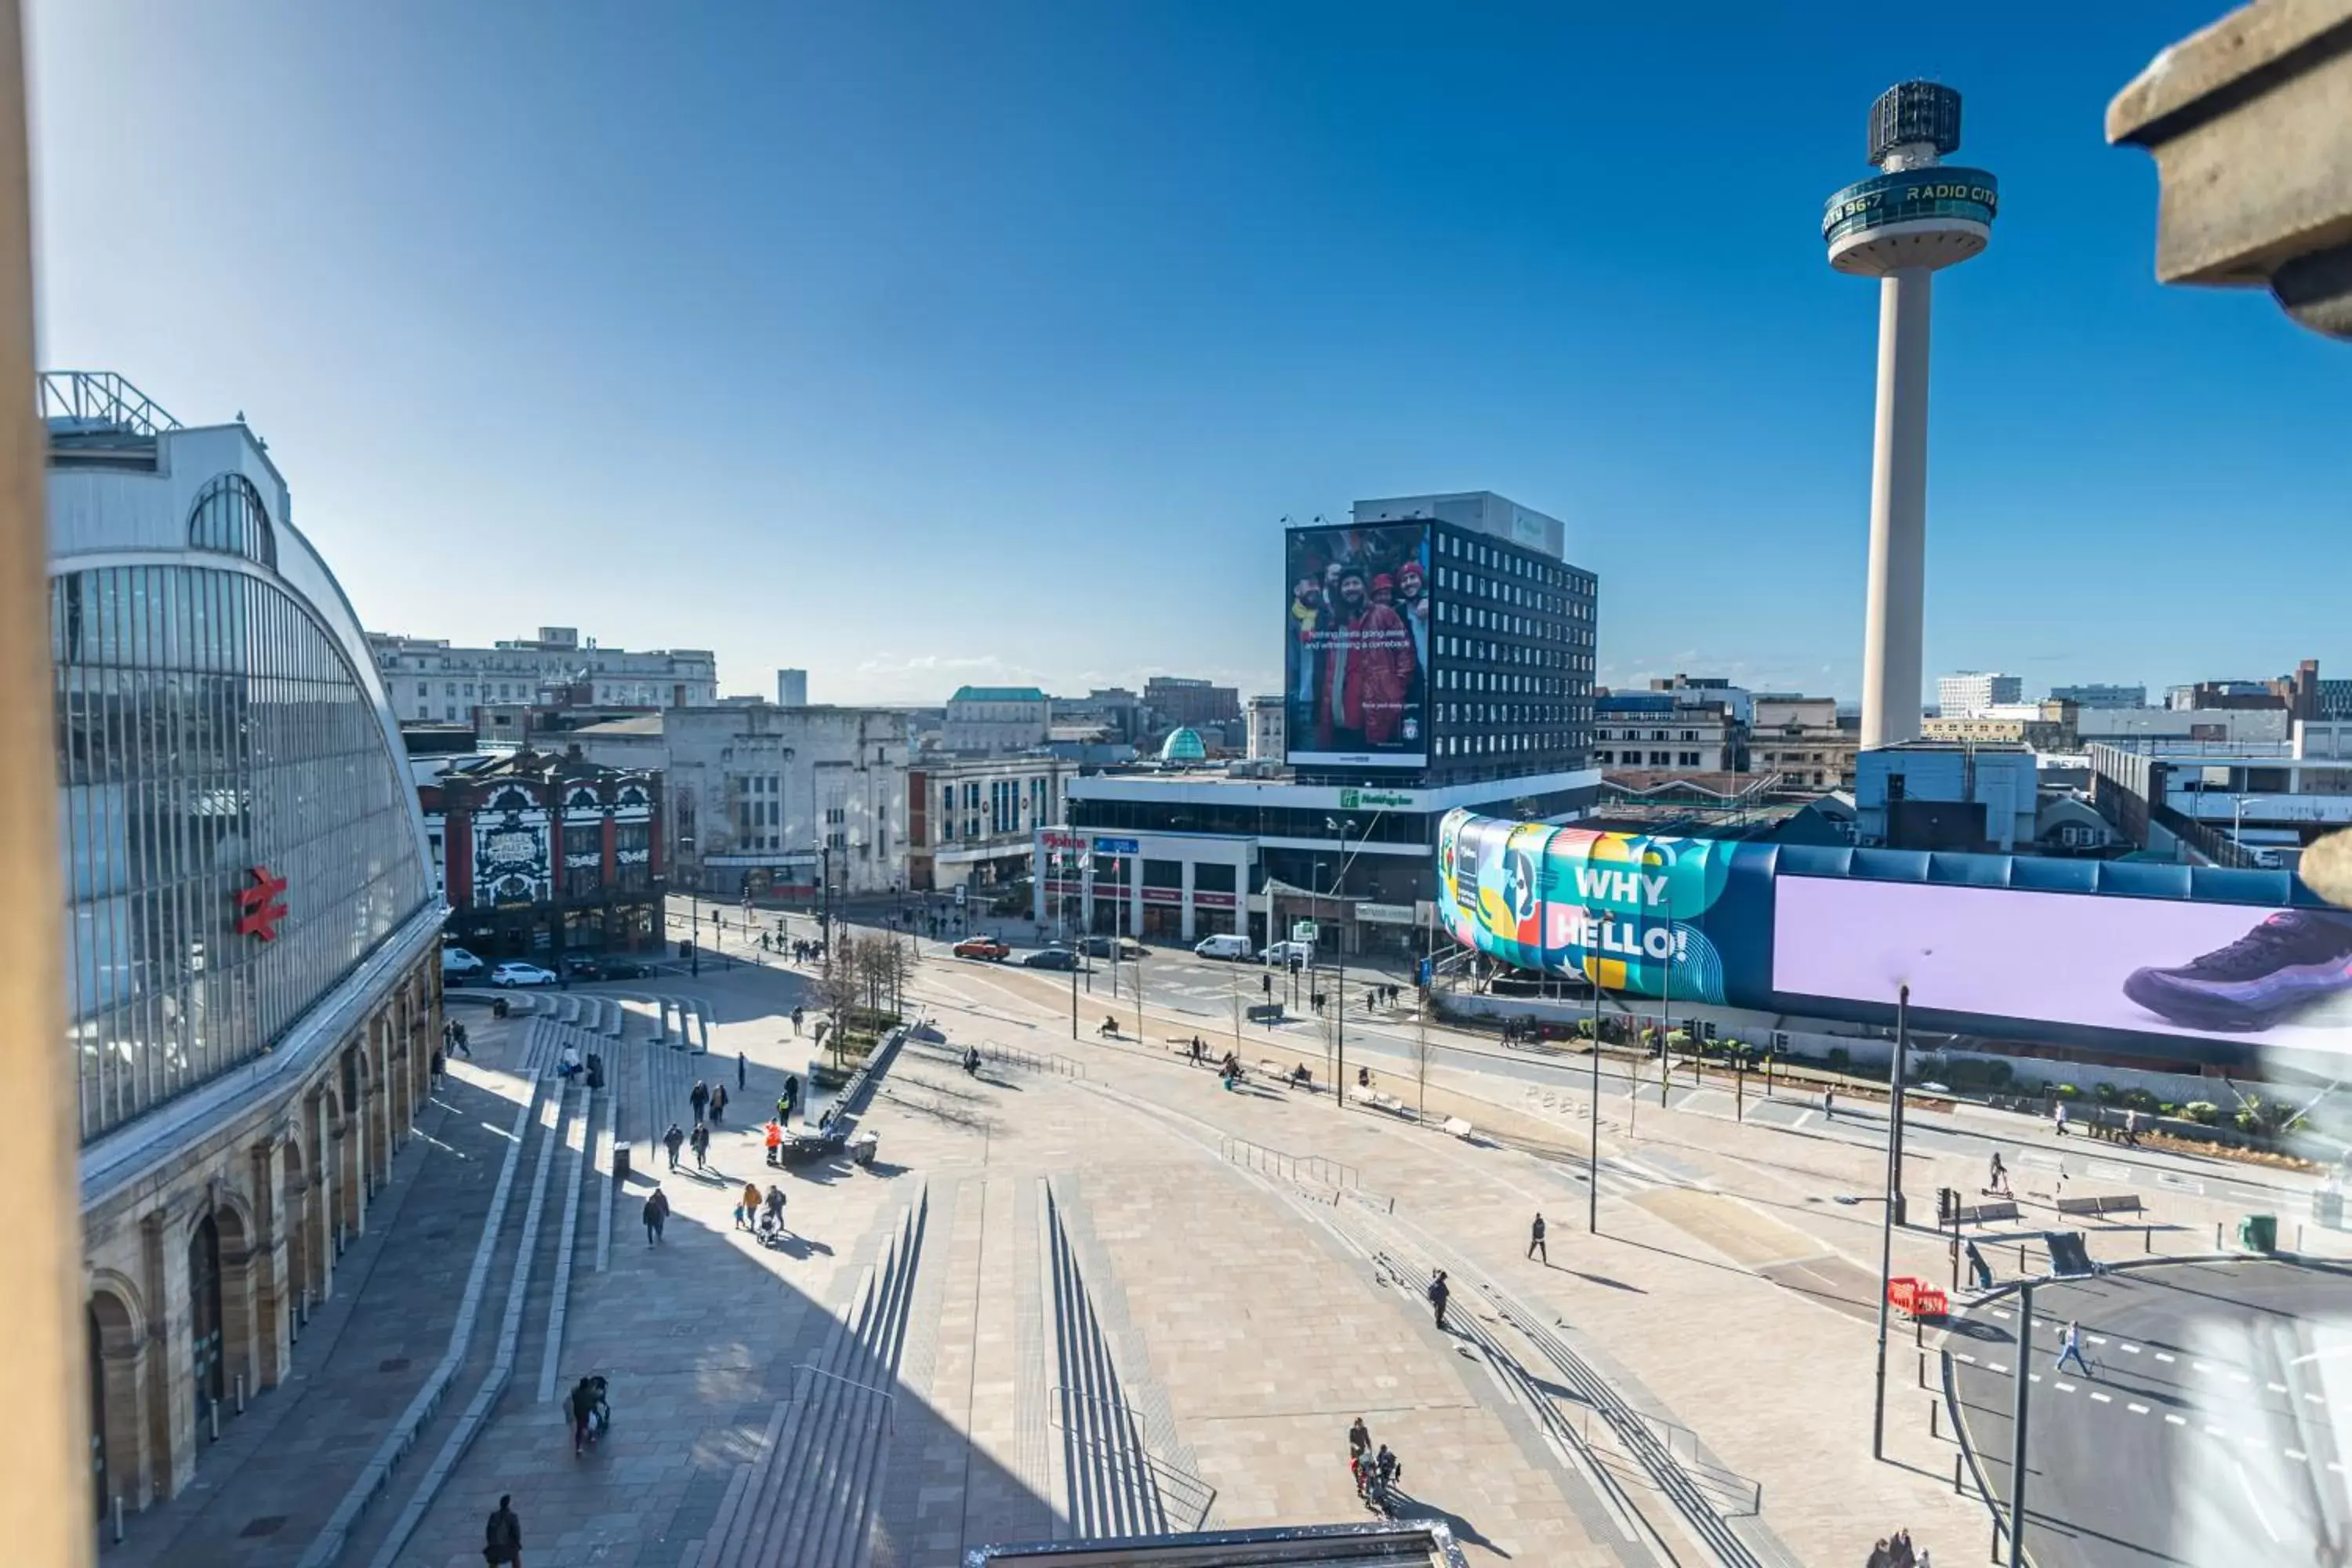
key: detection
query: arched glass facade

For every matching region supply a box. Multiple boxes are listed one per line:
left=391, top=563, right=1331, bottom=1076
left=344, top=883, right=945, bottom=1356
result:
left=54, top=563, right=429, bottom=1140
left=187, top=474, right=277, bottom=569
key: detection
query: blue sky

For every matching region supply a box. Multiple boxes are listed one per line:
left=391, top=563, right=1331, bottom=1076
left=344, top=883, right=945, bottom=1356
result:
left=28, top=3, right=2347, bottom=706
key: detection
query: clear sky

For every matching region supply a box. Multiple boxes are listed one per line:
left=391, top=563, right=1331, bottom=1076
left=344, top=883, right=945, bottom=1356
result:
left=27, top=3, right=2347, bottom=706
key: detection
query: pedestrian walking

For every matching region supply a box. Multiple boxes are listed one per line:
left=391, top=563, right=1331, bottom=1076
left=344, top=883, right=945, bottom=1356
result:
left=2054, top=1319, right=2091, bottom=1377
left=1867, top=1541, right=1890, bottom=1568
left=662, top=1122, right=685, bottom=1171
left=1822, top=1087, right=1835, bottom=1119
left=709, top=1084, right=728, bottom=1123
left=690, top=1121, right=711, bottom=1171
left=737, top=1180, right=761, bottom=1231
left=690, top=1080, right=710, bottom=1124
left=455, top=1021, right=471, bottom=1058
left=738, top=1050, right=748, bottom=1091
left=1528, top=1213, right=1548, bottom=1265
left=642, top=1187, right=668, bottom=1246
left=430, top=1046, right=445, bottom=1088
left=2122, top=1109, right=2140, bottom=1147
left=1427, top=1269, right=1450, bottom=1330
left=1987, top=1151, right=2006, bottom=1194
left=2053, top=1100, right=2069, bottom=1138
left=1348, top=1416, right=1370, bottom=1462
left=484, top=1494, right=524, bottom=1566
left=792, top=1007, right=804, bottom=1036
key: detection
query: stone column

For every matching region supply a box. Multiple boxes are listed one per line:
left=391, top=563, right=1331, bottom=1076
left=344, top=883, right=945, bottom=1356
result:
left=1179, top=859, right=1198, bottom=943
left=311, top=1091, right=336, bottom=1303
left=93, top=1306, right=154, bottom=1511
left=137, top=1205, right=196, bottom=1499
left=245, top=1140, right=291, bottom=1388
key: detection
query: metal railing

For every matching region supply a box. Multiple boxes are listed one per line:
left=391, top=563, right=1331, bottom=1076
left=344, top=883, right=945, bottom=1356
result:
left=1047, top=1386, right=1219, bottom=1533
left=1218, top=1134, right=1356, bottom=1191
left=793, top=1363, right=898, bottom=1431
left=985, top=1044, right=1085, bottom=1079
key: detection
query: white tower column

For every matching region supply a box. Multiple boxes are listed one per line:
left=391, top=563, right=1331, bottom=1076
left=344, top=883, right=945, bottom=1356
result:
left=1860, top=267, right=1934, bottom=748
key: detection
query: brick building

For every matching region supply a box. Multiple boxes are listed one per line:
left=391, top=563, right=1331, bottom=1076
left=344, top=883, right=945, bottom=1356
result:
left=423, top=750, right=664, bottom=960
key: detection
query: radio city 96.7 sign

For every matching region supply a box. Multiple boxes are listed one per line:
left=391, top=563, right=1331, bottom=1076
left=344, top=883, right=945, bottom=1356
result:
left=1822, top=167, right=1999, bottom=246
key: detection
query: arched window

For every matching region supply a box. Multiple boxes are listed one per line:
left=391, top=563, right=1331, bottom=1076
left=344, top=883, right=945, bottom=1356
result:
left=187, top=474, right=277, bottom=568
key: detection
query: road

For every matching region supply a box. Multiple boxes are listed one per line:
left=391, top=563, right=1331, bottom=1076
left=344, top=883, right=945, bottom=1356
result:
left=1947, top=1259, right=2352, bottom=1566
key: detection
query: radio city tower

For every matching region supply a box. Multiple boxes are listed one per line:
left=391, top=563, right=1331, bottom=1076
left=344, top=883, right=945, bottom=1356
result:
left=1824, top=82, right=1998, bottom=747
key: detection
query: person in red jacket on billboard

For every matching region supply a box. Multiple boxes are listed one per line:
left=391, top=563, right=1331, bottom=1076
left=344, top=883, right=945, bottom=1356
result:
left=1313, top=563, right=1417, bottom=753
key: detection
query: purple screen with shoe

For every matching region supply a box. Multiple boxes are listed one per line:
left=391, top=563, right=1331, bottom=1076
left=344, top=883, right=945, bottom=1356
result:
left=1771, top=876, right=2352, bottom=1054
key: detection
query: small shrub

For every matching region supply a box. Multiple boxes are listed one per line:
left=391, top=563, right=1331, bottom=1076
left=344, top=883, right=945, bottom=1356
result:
left=2183, top=1101, right=2221, bottom=1126
left=2122, top=1087, right=2161, bottom=1113
left=1827, top=1047, right=1853, bottom=1073
left=2092, top=1083, right=2122, bottom=1105
left=2053, top=1083, right=2079, bottom=1099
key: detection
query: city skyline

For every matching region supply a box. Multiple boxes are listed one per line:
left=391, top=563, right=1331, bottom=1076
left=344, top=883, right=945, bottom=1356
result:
left=30, top=2, right=2348, bottom=707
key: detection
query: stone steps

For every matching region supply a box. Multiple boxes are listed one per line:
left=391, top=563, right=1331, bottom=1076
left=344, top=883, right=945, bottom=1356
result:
left=695, top=1185, right=931, bottom=1568
left=1042, top=1182, right=1167, bottom=1538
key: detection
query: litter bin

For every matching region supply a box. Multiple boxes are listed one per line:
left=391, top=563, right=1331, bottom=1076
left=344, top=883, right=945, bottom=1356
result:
left=2239, top=1214, right=2278, bottom=1253
left=2314, top=1188, right=2344, bottom=1231
left=613, top=1143, right=631, bottom=1188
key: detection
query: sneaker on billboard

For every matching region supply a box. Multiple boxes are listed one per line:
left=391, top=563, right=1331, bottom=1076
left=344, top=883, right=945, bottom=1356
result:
left=2122, top=910, right=2352, bottom=1031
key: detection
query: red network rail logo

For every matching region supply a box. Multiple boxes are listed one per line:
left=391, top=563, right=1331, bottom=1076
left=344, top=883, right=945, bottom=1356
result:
left=235, top=866, right=289, bottom=942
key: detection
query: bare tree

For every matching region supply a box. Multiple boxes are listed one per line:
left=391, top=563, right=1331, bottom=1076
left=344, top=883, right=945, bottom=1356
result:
left=887, top=934, right=920, bottom=1017
left=815, top=936, right=862, bottom=1069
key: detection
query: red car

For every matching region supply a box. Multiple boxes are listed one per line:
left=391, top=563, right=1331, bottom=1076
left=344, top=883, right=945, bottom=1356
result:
left=953, top=936, right=1010, bottom=962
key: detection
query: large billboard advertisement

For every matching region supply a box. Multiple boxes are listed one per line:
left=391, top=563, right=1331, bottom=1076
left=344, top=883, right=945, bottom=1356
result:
left=1437, top=808, right=1740, bottom=1004
left=1286, top=521, right=1428, bottom=768
left=1772, top=877, right=2352, bottom=1056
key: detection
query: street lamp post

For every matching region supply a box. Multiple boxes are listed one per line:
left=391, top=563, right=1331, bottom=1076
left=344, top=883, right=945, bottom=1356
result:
left=1588, top=962, right=1604, bottom=1234
left=1871, top=980, right=1912, bottom=1462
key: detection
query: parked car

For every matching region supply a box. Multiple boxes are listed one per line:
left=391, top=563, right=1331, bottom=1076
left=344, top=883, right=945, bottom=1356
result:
left=1259, top=940, right=1314, bottom=969
left=1078, top=935, right=1145, bottom=959
left=1193, top=933, right=1253, bottom=960
left=441, top=946, right=486, bottom=979
left=563, top=955, right=608, bottom=982
left=598, top=958, right=652, bottom=980
left=565, top=954, right=652, bottom=981
left=953, top=936, right=1010, bottom=961
left=489, top=962, right=558, bottom=988
left=1022, top=947, right=1088, bottom=972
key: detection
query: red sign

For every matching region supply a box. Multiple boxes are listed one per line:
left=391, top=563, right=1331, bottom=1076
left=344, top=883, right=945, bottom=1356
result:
left=235, top=866, right=289, bottom=941
left=1141, top=887, right=1183, bottom=904
left=1193, top=891, right=1238, bottom=908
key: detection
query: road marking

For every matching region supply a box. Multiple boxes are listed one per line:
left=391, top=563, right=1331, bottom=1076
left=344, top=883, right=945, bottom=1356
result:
left=2028, top=1374, right=2042, bottom=1385
left=2193, top=1360, right=2213, bottom=1372
left=2128, top=1403, right=2150, bottom=1415
left=2154, top=1352, right=2176, bottom=1363
left=2121, top=1344, right=2141, bottom=1355
left=2165, top=1414, right=2187, bottom=1426
left=2056, top=1381, right=2079, bottom=1393
left=1955, top=1353, right=1977, bottom=1365
left=2267, top=1382, right=2288, bottom=1394
left=1991, top=1308, right=2011, bottom=1320
left=2088, top=1335, right=2108, bottom=1346
left=2287, top=1449, right=2307, bottom=1462
left=2205, top=1425, right=2229, bottom=1438
left=2291, top=1345, right=2352, bottom=1367
left=2308, top=1394, right=2328, bottom=1406
left=2331, top=1462, right=2347, bottom=1475
left=1987, top=1363, right=2007, bottom=1374
left=2090, top=1392, right=2112, bottom=1403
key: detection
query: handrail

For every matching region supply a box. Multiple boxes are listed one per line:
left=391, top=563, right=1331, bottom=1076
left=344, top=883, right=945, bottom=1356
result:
left=1047, top=1387, right=1219, bottom=1532
left=1217, top=1134, right=1357, bottom=1190
left=794, top=1362, right=898, bottom=1430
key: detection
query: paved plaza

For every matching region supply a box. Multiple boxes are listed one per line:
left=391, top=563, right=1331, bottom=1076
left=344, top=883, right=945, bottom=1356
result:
left=104, top=920, right=2348, bottom=1567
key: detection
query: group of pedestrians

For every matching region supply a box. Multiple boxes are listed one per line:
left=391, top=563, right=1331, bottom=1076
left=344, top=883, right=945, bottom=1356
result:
left=690, top=1079, right=729, bottom=1126
left=758, top=933, right=826, bottom=964
left=661, top=1121, right=713, bottom=1172
left=441, top=1018, right=472, bottom=1058
left=735, top=1179, right=791, bottom=1241
left=1864, top=1529, right=1926, bottom=1567
left=1345, top=1417, right=1402, bottom=1509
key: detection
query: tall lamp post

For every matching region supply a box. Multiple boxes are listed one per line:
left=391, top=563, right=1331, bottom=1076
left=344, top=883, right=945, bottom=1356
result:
left=1871, top=966, right=1924, bottom=1461
left=1321, top=810, right=1388, bottom=1105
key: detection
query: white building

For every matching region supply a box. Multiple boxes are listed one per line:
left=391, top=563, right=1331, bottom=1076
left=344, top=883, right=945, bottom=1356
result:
left=942, top=684, right=1051, bottom=753
left=1246, top=694, right=1285, bottom=761
left=909, top=752, right=1073, bottom=891
left=1935, top=671, right=2022, bottom=719
left=2049, top=683, right=2146, bottom=709
left=571, top=703, right=909, bottom=899
left=369, top=626, right=717, bottom=724
left=777, top=668, right=808, bottom=707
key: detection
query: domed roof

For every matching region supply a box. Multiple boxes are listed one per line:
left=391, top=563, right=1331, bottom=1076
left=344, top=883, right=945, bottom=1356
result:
left=1158, top=727, right=1207, bottom=764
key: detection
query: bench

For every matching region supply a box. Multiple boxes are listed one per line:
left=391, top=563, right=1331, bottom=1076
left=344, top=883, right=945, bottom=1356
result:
left=1954, top=1200, right=2022, bottom=1226
left=2056, top=1192, right=2145, bottom=1218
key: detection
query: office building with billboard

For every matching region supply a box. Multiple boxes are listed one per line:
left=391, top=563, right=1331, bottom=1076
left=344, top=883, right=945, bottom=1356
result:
left=1032, top=493, right=1602, bottom=959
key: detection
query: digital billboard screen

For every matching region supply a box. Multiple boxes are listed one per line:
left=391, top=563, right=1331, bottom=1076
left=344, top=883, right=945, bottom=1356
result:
left=1437, top=809, right=1740, bottom=1004
left=1286, top=521, right=1428, bottom=768
left=1772, top=876, right=2352, bottom=1054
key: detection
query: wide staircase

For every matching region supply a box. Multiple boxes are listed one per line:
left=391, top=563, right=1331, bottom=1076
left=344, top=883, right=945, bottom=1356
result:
left=694, top=1185, right=931, bottom=1568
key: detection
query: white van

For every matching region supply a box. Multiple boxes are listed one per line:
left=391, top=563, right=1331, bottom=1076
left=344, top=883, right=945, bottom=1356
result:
left=1192, top=933, right=1254, bottom=960
left=1259, top=940, right=1314, bottom=968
